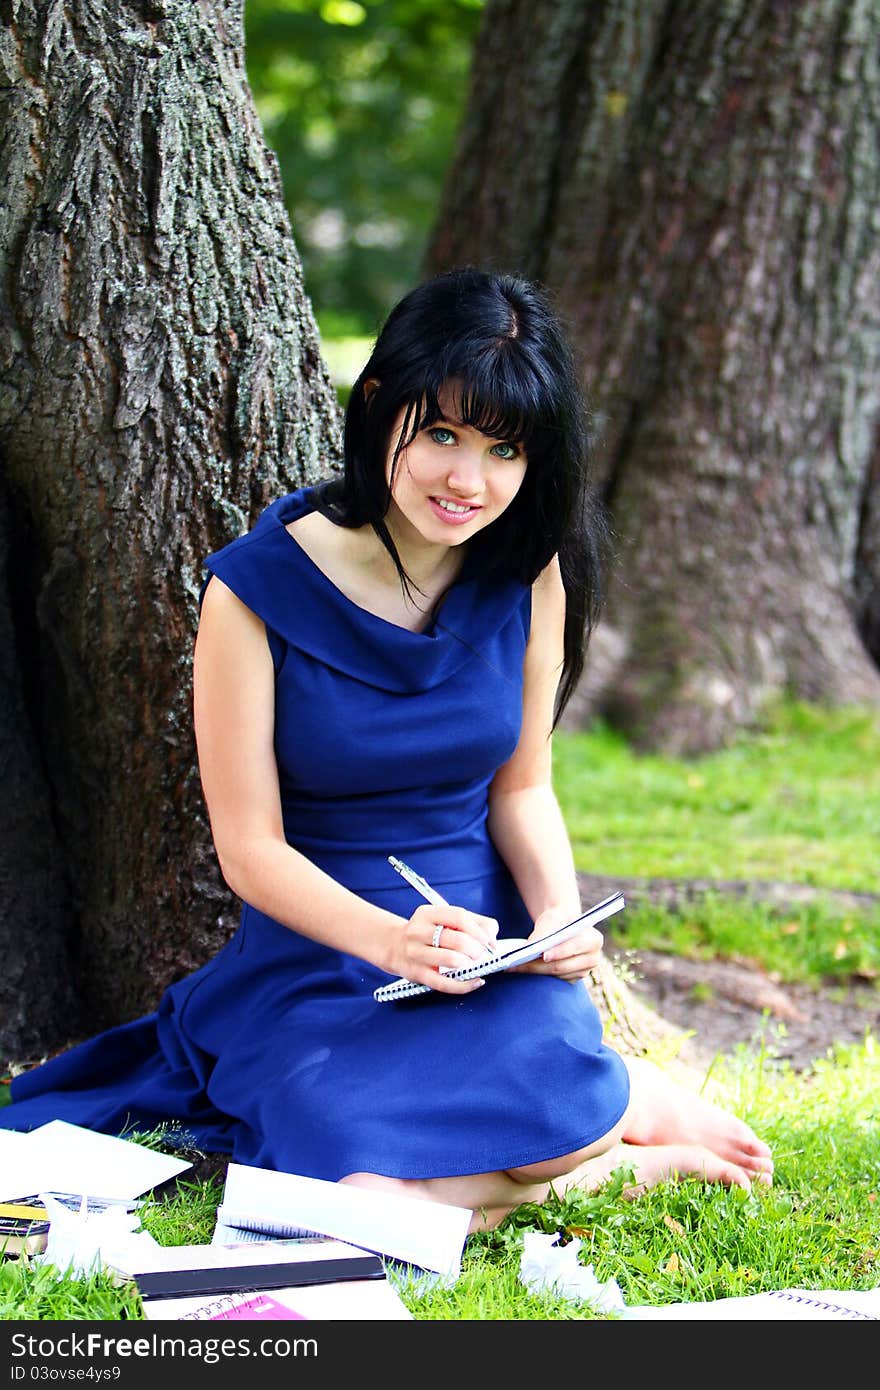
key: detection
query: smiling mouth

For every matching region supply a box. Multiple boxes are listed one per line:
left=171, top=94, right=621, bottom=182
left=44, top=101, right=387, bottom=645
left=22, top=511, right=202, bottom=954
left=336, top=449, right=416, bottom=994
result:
left=433, top=497, right=479, bottom=514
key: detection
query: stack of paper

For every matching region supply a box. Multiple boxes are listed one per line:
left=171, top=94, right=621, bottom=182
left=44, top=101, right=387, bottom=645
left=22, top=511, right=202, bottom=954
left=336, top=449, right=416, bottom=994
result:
left=1, top=1126, right=469, bottom=1319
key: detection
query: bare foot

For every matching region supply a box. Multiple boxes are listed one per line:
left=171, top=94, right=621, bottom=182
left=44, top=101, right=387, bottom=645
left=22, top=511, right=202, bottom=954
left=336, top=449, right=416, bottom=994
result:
left=620, top=1057, right=773, bottom=1185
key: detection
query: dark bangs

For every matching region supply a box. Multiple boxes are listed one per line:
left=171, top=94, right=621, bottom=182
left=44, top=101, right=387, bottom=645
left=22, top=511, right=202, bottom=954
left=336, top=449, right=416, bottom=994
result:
left=389, top=339, right=563, bottom=488
left=403, top=343, right=551, bottom=450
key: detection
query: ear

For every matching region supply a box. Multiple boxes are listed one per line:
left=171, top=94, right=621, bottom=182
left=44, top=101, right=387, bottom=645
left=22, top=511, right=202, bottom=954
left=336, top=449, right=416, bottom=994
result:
left=363, top=376, right=380, bottom=401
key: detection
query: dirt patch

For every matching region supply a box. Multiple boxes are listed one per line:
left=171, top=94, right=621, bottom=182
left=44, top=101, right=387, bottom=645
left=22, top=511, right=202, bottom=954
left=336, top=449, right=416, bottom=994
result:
left=576, top=870, right=880, bottom=1074
left=605, top=938, right=880, bottom=1072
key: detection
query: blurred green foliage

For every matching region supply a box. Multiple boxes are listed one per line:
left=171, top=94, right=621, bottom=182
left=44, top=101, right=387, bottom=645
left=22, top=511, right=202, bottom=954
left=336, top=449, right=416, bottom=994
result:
left=244, top=0, right=483, bottom=339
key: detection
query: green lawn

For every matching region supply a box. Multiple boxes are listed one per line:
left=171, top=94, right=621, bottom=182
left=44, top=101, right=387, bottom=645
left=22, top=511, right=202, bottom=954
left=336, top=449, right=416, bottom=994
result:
left=555, top=702, right=880, bottom=892
left=555, top=700, right=880, bottom=987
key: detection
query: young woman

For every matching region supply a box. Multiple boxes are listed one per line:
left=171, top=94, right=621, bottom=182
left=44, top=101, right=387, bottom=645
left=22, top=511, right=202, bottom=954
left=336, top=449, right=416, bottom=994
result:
left=0, top=267, right=772, bottom=1227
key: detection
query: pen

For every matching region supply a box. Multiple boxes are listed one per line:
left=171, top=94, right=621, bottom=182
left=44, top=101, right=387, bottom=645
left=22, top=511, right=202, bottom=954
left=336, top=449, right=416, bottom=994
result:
left=387, top=854, right=449, bottom=906
left=387, top=855, right=498, bottom=957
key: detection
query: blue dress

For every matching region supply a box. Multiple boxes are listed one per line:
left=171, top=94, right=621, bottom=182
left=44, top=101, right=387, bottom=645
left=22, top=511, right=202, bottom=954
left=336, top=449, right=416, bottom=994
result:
left=0, top=488, right=629, bottom=1180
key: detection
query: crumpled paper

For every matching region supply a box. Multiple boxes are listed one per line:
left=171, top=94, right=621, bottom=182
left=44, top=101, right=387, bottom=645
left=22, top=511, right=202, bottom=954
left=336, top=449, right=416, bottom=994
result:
left=36, top=1193, right=160, bottom=1279
left=519, top=1231, right=627, bottom=1314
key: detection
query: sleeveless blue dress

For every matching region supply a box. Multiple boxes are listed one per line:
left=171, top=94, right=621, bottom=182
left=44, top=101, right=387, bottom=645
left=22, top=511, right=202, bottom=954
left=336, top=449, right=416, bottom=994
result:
left=0, top=488, right=629, bottom=1180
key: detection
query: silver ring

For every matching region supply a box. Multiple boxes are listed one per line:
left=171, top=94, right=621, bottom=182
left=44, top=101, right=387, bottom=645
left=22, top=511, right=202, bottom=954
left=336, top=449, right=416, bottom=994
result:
left=431, top=925, right=444, bottom=950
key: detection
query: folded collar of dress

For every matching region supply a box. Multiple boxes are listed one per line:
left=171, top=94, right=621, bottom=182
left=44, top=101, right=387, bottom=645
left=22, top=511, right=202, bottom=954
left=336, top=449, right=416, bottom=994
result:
left=201, top=488, right=530, bottom=694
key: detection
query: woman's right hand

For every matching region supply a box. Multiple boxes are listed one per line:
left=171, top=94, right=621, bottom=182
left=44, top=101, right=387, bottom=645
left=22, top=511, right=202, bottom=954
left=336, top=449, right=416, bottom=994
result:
left=390, top=903, right=500, bottom=994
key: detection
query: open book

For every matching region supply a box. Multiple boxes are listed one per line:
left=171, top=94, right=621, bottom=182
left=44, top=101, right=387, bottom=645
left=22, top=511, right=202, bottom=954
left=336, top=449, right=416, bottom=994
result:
left=373, top=890, right=625, bottom=1003
left=214, top=1162, right=471, bottom=1281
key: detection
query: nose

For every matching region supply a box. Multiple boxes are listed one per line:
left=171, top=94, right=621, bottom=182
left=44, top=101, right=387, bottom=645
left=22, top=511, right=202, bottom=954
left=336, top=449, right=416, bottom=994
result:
left=445, top=445, right=485, bottom=497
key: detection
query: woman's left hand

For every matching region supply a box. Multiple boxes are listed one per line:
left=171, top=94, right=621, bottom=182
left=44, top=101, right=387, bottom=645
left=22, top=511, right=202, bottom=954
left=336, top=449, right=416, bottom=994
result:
left=512, top=906, right=605, bottom=982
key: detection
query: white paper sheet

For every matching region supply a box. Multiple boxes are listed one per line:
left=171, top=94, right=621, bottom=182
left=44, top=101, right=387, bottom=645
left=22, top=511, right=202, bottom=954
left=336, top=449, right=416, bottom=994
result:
left=0, top=1130, right=51, bottom=1200
left=219, top=1162, right=471, bottom=1281
left=0, top=1120, right=191, bottom=1201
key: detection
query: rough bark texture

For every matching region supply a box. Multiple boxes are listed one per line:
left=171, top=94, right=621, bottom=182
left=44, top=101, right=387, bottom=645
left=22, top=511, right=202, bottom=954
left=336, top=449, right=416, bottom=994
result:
left=0, top=0, right=342, bottom=1052
left=427, top=0, right=880, bottom=753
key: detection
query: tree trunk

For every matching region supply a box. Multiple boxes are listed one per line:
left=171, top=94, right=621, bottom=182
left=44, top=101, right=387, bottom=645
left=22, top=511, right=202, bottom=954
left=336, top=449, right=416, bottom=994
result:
left=0, top=0, right=342, bottom=1054
left=427, top=0, right=880, bottom=753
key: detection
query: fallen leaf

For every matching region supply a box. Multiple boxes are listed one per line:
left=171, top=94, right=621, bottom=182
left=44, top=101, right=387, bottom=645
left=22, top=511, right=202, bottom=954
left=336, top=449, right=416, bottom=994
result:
left=663, top=1214, right=685, bottom=1235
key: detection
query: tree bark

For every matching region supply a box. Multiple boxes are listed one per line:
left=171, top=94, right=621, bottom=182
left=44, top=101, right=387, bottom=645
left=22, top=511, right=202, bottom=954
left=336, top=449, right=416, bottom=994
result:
left=427, top=0, right=880, bottom=753
left=0, top=0, right=342, bottom=1053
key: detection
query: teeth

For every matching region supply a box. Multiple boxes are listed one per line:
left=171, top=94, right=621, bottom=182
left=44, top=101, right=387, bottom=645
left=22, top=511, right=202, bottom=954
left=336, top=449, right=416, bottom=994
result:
left=436, top=499, right=472, bottom=513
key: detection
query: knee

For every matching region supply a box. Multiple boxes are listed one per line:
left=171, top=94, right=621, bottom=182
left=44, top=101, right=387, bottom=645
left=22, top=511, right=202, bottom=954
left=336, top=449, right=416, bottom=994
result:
left=506, top=1147, right=597, bottom=1185
left=339, top=1171, right=402, bottom=1194
left=506, top=1117, right=628, bottom=1185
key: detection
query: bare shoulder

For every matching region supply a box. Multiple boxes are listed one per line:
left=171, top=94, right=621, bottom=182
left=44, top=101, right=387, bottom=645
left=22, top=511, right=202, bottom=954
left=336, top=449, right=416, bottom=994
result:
left=197, top=574, right=271, bottom=654
left=285, top=508, right=345, bottom=569
left=200, top=573, right=257, bottom=623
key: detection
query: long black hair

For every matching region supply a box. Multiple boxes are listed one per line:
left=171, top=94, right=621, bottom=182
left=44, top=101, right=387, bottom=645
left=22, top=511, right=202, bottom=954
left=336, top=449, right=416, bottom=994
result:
left=311, top=266, right=609, bottom=726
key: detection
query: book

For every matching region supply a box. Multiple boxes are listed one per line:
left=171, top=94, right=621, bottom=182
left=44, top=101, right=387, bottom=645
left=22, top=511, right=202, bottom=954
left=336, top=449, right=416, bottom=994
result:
left=213, top=1209, right=320, bottom=1243
left=133, top=1250, right=385, bottom=1300
left=143, top=1290, right=311, bottom=1321
left=0, top=1199, right=50, bottom=1257
left=373, top=890, right=626, bottom=1002
left=212, top=1228, right=342, bottom=1250
left=217, top=1162, right=471, bottom=1280
left=126, top=1235, right=413, bottom=1321
left=114, top=1234, right=368, bottom=1279
left=141, top=1275, right=413, bottom=1321
left=0, top=1192, right=138, bottom=1259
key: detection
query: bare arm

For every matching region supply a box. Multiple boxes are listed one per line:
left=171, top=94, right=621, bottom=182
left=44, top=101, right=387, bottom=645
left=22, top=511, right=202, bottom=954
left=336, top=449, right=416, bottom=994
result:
left=192, top=575, right=495, bottom=991
left=487, top=557, right=602, bottom=980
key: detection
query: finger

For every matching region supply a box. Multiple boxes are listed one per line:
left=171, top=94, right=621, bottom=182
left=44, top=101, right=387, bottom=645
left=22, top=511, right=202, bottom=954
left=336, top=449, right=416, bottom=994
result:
left=444, top=907, right=499, bottom=950
left=542, top=928, right=603, bottom=964
left=537, top=951, right=603, bottom=978
left=420, top=907, right=498, bottom=955
left=429, top=926, right=492, bottom=966
left=541, top=946, right=603, bottom=969
left=515, top=945, right=602, bottom=980
left=471, top=913, right=500, bottom=945
left=431, top=976, right=485, bottom=996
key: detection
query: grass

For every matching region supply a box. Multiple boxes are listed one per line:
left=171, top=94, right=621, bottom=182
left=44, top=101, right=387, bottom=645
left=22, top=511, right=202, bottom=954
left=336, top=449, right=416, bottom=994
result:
left=610, top=892, right=880, bottom=986
left=2, top=699, right=879, bottom=1321
left=556, top=699, right=880, bottom=989
left=555, top=700, right=880, bottom=892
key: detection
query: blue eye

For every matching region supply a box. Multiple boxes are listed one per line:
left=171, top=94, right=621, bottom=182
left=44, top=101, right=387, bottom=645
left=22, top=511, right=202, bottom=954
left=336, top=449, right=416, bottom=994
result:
left=428, top=427, right=456, bottom=445
left=491, top=442, right=519, bottom=459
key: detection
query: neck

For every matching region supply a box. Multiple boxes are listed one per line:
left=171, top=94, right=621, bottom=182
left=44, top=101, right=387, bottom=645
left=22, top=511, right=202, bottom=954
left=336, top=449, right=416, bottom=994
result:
left=349, top=516, right=465, bottom=614
left=381, top=515, right=466, bottom=594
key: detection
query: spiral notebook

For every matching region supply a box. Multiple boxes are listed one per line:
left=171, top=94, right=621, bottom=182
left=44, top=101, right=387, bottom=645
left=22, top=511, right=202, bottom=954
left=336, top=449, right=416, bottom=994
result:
left=626, top=1286, right=880, bottom=1319
left=373, top=890, right=625, bottom=1003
